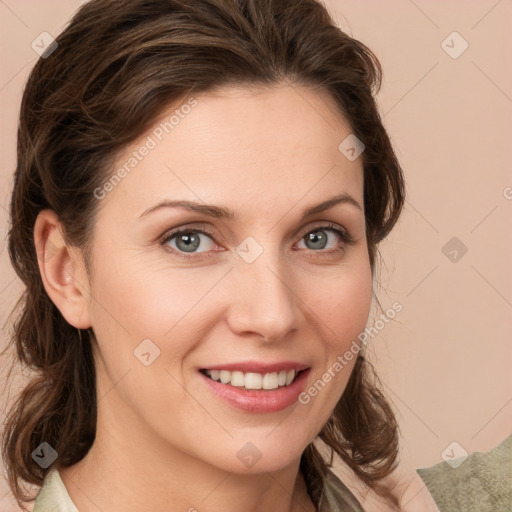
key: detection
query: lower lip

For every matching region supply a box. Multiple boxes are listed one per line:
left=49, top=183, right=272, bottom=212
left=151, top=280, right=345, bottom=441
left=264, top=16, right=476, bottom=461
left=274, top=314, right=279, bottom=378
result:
left=199, top=369, right=311, bottom=413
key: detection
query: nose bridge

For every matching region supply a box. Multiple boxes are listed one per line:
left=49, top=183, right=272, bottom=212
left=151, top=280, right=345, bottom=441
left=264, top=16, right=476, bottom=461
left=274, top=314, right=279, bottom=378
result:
left=228, top=234, right=299, bottom=339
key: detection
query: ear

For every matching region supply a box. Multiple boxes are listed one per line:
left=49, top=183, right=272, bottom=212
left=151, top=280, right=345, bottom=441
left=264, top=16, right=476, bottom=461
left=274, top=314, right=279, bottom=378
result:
left=34, top=209, right=92, bottom=329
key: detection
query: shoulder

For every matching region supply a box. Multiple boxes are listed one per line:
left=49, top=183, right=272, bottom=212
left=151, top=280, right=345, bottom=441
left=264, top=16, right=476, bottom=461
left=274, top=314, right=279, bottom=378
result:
left=416, top=434, right=512, bottom=512
left=32, top=468, right=79, bottom=512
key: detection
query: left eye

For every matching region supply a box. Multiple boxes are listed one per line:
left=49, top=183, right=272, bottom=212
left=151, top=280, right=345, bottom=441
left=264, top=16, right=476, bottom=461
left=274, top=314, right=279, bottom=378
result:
left=297, top=226, right=346, bottom=251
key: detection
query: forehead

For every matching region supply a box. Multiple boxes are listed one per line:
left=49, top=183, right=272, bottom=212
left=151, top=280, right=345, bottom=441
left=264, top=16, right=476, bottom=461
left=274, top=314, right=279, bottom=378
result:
left=99, top=83, right=364, bottom=221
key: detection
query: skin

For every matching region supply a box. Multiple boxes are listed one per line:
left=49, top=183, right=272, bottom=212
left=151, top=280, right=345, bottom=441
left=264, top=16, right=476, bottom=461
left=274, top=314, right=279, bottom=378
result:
left=35, top=83, right=373, bottom=512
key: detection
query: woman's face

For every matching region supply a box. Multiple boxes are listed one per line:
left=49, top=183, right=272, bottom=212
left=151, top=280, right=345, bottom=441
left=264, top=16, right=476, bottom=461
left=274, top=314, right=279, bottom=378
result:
left=81, top=83, right=372, bottom=473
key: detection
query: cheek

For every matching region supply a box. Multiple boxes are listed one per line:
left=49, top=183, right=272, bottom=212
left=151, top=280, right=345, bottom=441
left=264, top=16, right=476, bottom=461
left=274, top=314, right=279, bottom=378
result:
left=297, top=266, right=372, bottom=415
left=86, top=258, right=212, bottom=417
left=90, top=250, right=221, bottom=338
left=309, top=261, right=373, bottom=345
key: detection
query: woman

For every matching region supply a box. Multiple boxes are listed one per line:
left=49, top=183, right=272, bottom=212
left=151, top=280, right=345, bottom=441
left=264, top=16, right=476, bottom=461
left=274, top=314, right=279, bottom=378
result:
left=1, top=0, right=439, bottom=510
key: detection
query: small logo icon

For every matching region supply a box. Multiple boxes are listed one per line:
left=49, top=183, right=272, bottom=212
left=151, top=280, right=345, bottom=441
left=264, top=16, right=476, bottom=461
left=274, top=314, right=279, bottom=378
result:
left=134, top=338, right=161, bottom=366
left=441, top=441, right=468, bottom=469
left=236, top=236, right=264, bottom=263
left=338, top=134, right=365, bottom=161
left=442, top=236, right=468, bottom=263
left=31, top=442, right=58, bottom=468
left=31, top=32, right=58, bottom=58
left=35, top=236, right=59, bottom=264
left=441, top=31, right=468, bottom=59
left=237, top=442, right=262, bottom=468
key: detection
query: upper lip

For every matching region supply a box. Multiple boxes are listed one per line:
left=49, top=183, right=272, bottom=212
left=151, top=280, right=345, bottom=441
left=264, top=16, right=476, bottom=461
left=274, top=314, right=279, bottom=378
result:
left=200, top=361, right=310, bottom=373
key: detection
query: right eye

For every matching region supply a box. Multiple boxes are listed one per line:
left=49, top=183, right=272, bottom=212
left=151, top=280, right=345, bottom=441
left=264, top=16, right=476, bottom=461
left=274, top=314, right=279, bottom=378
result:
left=160, top=226, right=219, bottom=259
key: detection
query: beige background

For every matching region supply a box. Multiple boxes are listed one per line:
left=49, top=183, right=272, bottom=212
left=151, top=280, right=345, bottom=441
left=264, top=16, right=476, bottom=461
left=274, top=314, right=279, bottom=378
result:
left=1, top=0, right=511, bottom=509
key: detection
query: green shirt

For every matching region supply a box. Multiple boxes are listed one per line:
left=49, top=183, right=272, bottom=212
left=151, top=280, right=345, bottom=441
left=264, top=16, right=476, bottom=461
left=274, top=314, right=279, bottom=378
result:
left=416, top=434, right=511, bottom=512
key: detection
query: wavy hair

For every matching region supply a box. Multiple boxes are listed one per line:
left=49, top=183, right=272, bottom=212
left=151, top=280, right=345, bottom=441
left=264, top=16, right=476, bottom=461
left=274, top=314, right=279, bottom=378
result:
left=2, top=0, right=405, bottom=509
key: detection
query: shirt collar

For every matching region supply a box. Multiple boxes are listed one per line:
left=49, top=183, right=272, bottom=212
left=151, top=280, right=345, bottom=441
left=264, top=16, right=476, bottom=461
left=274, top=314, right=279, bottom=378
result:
left=33, top=468, right=79, bottom=512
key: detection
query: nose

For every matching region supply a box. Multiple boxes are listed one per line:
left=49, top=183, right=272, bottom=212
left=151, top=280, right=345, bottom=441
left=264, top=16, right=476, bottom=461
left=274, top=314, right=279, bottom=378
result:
left=226, top=248, right=301, bottom=343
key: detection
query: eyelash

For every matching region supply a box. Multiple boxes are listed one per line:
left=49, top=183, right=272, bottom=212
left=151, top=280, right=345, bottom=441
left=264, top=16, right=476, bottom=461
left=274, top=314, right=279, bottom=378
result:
left=159, top=222, right=355, bottom=261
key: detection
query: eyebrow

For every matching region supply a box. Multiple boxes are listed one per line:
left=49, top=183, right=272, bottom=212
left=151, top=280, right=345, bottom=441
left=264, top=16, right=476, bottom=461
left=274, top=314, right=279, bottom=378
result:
left=138, top=192, right=362, bottom=221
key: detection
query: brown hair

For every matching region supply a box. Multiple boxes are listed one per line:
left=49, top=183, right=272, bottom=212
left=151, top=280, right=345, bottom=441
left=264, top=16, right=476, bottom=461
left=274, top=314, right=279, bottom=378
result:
left=2, top=0, right=405, bottom=509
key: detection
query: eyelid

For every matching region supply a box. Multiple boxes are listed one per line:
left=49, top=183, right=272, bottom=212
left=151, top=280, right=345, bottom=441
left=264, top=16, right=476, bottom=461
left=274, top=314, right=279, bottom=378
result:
left=158, top=222, right=214, bottom=243
left=298, top=221, right=355, bottom=244
left=157, top=223, right=218, bottom=253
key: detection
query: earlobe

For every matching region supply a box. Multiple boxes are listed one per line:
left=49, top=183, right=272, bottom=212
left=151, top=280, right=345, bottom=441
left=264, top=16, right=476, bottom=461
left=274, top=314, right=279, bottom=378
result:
left=34, top=209, right=92, bottom=330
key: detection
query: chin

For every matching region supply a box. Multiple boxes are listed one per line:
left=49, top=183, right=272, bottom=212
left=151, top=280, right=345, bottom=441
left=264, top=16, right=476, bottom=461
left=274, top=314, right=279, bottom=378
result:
left=198, top=436, right=310, bottom=475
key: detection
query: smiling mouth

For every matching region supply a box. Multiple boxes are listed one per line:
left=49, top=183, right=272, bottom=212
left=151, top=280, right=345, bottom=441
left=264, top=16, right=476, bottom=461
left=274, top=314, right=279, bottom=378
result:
left=199, top=368, right=306, bottom=391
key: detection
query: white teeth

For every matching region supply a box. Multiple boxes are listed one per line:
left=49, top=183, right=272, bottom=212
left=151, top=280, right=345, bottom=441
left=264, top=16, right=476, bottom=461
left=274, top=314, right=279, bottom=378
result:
left=204, top=369, right=298, bottom=390
left=231, top=371, right=245, bottom=387
left=244, top=372, right=262, bottom=390
left=262, top=372, right=278, bottom=390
